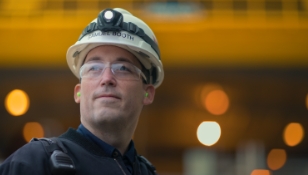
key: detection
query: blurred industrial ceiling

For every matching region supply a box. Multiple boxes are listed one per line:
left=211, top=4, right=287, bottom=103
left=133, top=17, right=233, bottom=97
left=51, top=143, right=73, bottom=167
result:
left=0, top=0, right=308, bottom=69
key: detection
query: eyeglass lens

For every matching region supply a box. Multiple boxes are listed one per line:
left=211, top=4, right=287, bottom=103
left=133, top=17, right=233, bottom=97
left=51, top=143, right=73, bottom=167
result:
left=80, top=62, right=146, bottom=81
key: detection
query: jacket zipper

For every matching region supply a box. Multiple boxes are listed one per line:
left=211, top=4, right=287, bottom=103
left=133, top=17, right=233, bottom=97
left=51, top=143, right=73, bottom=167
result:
left=114, top=158, right=127, bottom=175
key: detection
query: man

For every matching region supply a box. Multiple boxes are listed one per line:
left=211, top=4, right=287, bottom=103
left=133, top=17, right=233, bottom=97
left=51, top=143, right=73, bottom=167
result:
left=0, top=8, right=164, bottom=175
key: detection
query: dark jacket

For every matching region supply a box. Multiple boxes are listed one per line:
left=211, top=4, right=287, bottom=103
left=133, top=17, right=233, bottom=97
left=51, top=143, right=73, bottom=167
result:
left=0, top=128, right=156, bottom=175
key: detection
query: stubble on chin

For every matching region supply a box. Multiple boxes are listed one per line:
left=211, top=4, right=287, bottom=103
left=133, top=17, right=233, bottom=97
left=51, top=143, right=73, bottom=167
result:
left=93, top=106, right=122, bottom=124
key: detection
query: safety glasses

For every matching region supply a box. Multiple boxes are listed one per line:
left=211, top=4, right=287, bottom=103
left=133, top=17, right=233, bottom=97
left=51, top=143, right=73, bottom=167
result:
left=79, top=61, right=147, bottom=82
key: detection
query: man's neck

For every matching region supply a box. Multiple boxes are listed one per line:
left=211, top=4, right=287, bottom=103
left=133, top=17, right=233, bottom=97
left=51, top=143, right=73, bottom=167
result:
left=82, top=122, right=133, bottom=155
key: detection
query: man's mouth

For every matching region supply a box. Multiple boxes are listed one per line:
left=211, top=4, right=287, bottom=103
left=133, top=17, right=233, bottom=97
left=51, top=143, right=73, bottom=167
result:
left=97, top=94, right=120, bottom=99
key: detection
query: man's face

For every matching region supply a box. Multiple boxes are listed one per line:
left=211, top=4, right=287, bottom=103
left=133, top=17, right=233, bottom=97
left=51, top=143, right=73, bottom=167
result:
left=74, top=45, right=155, bottom=132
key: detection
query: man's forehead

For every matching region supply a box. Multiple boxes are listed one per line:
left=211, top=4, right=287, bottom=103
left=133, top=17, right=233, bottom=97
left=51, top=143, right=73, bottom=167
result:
left=84, top=45, right=141, bottom=67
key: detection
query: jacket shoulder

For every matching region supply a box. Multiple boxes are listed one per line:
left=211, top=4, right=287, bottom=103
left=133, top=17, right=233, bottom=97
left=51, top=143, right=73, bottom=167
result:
left=0, top=140, right=51, bottom=175
left=138, top=155, right=157, bottom=175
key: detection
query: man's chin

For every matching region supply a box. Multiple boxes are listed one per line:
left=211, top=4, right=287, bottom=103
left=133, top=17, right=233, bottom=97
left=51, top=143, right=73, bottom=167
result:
left=95, top=109, right=122, bottom=120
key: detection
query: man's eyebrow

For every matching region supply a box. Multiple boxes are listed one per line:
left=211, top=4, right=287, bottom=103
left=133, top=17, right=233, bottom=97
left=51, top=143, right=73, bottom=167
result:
left=86, top=56, right=101, bottom=62
left=86, top=56, right=132, bottom=62
left=85, top=56, right=138, bottom=66
left=116, top=57, right=133, bottom=63
left=116, top=57, right=142, bottom=68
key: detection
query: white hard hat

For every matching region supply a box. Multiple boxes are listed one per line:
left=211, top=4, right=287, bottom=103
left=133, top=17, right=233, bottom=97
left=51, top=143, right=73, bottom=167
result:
left=66, top=8, right=164, bottom=88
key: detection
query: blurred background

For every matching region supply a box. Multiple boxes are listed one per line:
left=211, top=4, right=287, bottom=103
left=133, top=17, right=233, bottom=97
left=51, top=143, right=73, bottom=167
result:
left=1, top=0, right=308, bottom=174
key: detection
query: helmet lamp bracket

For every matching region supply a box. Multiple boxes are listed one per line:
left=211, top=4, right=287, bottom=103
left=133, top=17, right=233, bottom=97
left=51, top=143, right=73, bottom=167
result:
left=98, top=9, right=123, bottom=32
left=77, top=9, right=160, bottom=58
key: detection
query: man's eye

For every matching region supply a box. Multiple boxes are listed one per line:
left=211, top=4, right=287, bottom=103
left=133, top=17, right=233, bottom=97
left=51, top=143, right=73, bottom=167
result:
left=115, top=65, right=133, bottom=72
left=88, top=65, right=102, bottom=72
left=119, top=66, right=130, bottom=71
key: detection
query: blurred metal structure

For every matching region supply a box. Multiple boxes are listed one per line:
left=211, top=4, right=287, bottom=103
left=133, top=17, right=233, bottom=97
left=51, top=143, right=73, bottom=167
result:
left=0, top=0, right=308, bottom=68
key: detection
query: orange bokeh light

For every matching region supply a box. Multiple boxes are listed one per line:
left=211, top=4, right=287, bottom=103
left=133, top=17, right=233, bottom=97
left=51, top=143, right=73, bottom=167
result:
left=204, top=89, right=229, bottom=115
left=251, top=169, right=271, bottom=175
left=23, top=122, right=44, bottom=142
left=283, top=122, right=304, bottom=147
left=5, top=89, right=30, bottom=116
left=267, top=149, right=287, bottom=170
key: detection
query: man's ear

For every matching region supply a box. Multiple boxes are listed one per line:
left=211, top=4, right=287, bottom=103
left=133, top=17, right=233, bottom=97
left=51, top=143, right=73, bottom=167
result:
left=143, top=85, right=155, bottom=105
left=74, top=84, right=81, bottom=103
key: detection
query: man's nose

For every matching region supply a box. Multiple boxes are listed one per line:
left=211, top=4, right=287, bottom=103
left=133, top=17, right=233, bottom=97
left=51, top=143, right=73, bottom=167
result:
left=99, top=67, right=117, bottom=86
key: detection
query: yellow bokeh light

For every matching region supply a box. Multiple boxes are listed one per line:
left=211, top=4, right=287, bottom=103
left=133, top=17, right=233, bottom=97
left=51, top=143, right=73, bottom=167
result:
left=283, top=122, right=304, bottom=147
left=23, top=122, right=44, bottom=142
left=5, top=89, right=30, bottom=116
left=197, top=121, right=221, bottom=146
left=204, top=90, right=229, bottom=115
left=267, top=149, right=287, bottom=170
left=251, top=169, right=271, bottom=175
